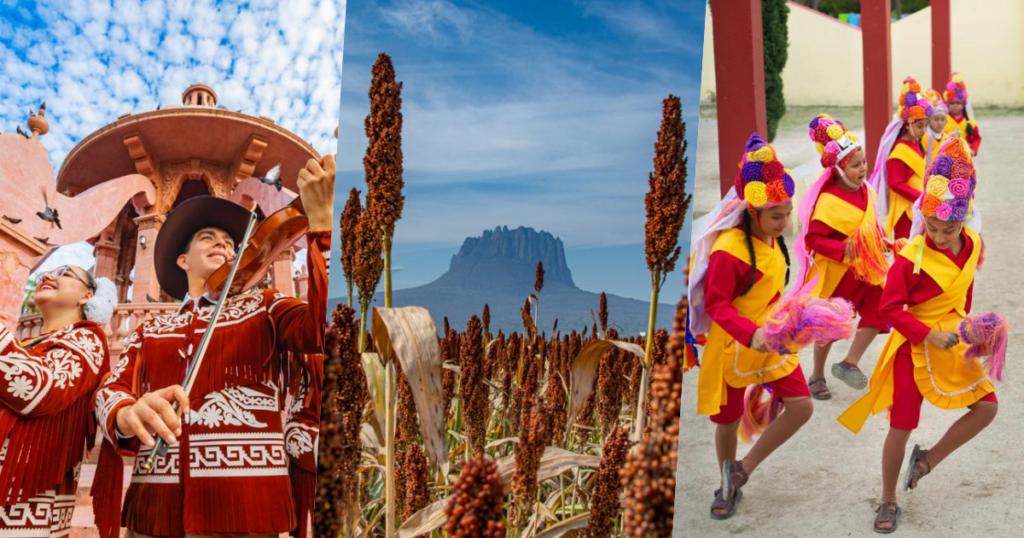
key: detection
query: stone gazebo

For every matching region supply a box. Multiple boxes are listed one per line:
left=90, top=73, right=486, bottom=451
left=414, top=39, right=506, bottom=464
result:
left=6, top=84, right=317, bottom=356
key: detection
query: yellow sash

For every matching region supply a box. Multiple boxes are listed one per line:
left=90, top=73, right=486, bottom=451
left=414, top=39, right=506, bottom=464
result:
left=698, top=228, right=800, bottom=416
left=804, top=186, right=878, bottom=298
left=838, top=228, right=992, bottom=433
left=944, top=115, right=977, bottom=143
left=885, top=143, right=925, bottom=239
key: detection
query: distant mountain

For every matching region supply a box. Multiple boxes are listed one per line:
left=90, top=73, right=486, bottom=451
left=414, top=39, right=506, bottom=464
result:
left=328, top=226, right=675, bottom=336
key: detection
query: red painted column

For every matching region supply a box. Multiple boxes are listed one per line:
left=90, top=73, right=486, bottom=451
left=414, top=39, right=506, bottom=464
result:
left=861, top=0, right=893, bottom=174
left=711, top=0, right=767, bottom=197
left=931, top=0, right=951, bottom=90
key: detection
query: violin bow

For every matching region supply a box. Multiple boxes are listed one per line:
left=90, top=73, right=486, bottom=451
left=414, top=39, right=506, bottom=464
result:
left=143, top=210, right=259, bottom=469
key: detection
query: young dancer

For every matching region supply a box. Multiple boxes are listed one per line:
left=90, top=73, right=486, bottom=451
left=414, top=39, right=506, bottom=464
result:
left=871, top=77, right=934, bottom=242
left=689, top=133, right=812, bottom=520
left=0, top=266, right=116, bottom=536
left=793, top=115, right=888, bottom=399
left=923, top=89, right=949, bottom=169
left=942, top=73, right=982, bottom=156
left=838, top=137, right=994, bottom=533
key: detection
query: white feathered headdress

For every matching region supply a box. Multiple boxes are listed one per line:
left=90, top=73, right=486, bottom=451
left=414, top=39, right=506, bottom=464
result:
left=84, top=277, right=117, bottom=325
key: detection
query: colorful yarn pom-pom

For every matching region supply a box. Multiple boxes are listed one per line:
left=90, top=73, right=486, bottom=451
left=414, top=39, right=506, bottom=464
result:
left=848, top=221, right=889, bottom=286
left=763, top=292, right=856, bottom=355
left=739, top=384, right=784, bottom=443
left=959, top=312, right=1009, bottom=382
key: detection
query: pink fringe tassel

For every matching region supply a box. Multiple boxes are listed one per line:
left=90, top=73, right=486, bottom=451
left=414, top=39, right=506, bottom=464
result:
left=764, top=293, right=856, bottom=355
left=739, top=385, right=784, bottom=444
left=960, top=312, right=1009, bottom=382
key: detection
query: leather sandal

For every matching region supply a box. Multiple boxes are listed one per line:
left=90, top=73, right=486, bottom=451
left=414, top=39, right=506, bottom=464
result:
left=832, top=361, right=868, bottom=390
left=710, top=486, right=743, bottom=520
left=904, top=444, right=932, bottom=491
left=808, top=377, right=832, bottom=400
left=873, top=501, right=901, bottom=534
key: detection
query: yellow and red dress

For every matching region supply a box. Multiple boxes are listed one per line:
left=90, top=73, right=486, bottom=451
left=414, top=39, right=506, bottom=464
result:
left=698, top=227, right=808, bottom=425
left=839, top=228, right=994, bottom=433
left=802, top=175, right=888, bottom=332
left=944, top=114, right=982, bottom=155
left=883, top=140, right=926, bottom=241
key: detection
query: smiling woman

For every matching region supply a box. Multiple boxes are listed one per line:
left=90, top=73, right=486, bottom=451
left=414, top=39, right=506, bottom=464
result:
left=0, top=264, right=115, bottom=537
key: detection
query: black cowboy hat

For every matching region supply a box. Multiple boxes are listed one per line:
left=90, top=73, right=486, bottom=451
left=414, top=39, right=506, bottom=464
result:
left=154, top=196, right=252, bottom=301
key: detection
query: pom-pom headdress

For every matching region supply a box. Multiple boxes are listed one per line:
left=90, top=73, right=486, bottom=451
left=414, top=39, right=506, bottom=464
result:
left=733, top=132, right=795, bottom=210
left=924, top=89, right=948, bottom=115
left=808, top=114, right=861, bottom=171
left=919, top=137, right=975, bottom=223
left=944, top=72, right=969, bottom=104
left=897, top=77, right=935, bottom=123
left=84, top=277, right=117, bottom=325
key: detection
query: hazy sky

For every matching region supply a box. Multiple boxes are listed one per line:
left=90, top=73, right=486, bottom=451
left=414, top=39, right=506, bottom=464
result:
left=332, top=0, right=703, bottom=302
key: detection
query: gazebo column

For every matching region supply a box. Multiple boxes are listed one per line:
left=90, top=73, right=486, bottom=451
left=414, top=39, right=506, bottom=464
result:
left=271, top=248, right=296, bottom=297
left=862, top=0, right=893, bottom=174
left=294, top=266, right=309, bottom=302
left=93, top=242, right=120, bottom=281
left=132, top=212, right=165, bottom=303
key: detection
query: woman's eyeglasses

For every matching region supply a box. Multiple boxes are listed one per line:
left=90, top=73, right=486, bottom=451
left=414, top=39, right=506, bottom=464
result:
left=46, top=265, right=97, bottom=292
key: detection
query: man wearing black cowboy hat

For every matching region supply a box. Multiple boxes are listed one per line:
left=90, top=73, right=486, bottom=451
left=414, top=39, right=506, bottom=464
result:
left=92, top=156, right=335, bottom=538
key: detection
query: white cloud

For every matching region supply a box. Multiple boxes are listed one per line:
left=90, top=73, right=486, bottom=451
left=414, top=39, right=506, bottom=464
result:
left=379, top=0, right=475, bottom=44
left=1, top=0, right=347, bottom=179
left=3, top=0, right=346, bottom=296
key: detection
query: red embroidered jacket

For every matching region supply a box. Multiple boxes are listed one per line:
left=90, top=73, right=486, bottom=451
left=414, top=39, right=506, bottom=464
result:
left=0, top=321, right=109, bottom=509
left=93, top=232, right=329, bottom=538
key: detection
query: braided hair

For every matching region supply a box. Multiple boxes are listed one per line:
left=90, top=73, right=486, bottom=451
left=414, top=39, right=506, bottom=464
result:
left=963, top=108, right=975, bottom=138
left=740, top=210, right=791, bottom=296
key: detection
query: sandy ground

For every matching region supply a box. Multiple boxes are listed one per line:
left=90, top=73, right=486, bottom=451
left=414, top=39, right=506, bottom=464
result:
left=676, top=115, right=1024, bottom=537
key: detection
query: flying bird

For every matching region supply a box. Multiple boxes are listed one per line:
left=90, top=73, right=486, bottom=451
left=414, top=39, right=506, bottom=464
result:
left=255, top=165, right=282, bottom=191
left=33, top=236, right=49, bottom=245
left=16, top=126, right=30, bottom=139
left=2, top=215, right=22, bottom=224
left=36, top=189, right=62, bottom=229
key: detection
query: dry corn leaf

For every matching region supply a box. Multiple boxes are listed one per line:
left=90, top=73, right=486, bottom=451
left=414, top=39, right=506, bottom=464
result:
left=530, top=512, right=590, bottom=538
left=398, top=447, right=599, bottom=538
left=485, top=437, right=520, bottom=450
left=528, top=447, right=602, bottom=487
left=360, top=422, right=382, bottom=453
left=360, top=352, right=387, bottom=441
left=566, top=340, right=645, bottom=428
left=372, top=306, right=451, bottom=477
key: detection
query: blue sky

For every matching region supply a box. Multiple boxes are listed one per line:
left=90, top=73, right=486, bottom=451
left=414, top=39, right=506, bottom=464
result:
left=0, top=0, right=345, bottom=278
left=331, top=0, right=704, bottom=302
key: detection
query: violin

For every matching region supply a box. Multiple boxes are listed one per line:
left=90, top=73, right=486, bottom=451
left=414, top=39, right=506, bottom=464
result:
left=204, top=196, right=309, bottom=296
